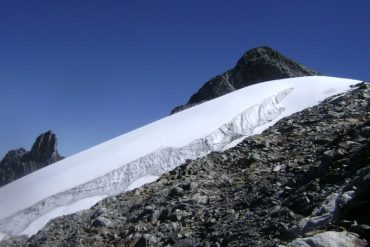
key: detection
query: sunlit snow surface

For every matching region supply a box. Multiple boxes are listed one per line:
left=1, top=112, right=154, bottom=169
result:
left=0, top=76, right=359, bottom=239
left=20, top=196, right=106, bottom=236
left=125, top=175, right=159, bottom=192
left=18, top=176, right=159, bottom=237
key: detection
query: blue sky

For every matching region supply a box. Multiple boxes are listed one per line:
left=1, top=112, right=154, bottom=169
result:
left=1, top=0, right=369, bottom=158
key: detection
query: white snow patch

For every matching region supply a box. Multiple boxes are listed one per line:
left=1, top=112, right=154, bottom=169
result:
left=20, top=195, right=105, bottom=237
left=0, top=232, right=5, bottom=241
left=220, top=136, right=247, bottom=151
left=329, top=92, right=347, bottom=101
left=125, top=175, right=159, bottom=192
left=0, top=76, right=359, bottom=238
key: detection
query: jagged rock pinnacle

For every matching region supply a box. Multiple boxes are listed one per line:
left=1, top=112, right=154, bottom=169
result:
left=29, top=130, right=60, bottom=163
left=0, top=130, right=63, bottom=187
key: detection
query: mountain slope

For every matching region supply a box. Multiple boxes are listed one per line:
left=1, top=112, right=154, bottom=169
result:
left=0, top=76, right=358, bottom=241
left=0, top=131, right=63, bottom=187
left=171, top=46, right=319, bottom=114
left=19, top=82, right=370, bottom=247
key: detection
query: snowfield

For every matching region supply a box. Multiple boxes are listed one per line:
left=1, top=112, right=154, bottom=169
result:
left=0, top=76, right=359, bottom=240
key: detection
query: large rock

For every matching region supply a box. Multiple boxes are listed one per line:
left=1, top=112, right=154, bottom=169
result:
left=171, top=46, right=319, bottom=114
left=288, top=231, right=367, bottom=247
left=0, top=131, right=63, bottom=187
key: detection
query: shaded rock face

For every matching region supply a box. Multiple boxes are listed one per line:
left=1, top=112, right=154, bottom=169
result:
left=0, top=131, right=63, bottom=187
left=27, top=130, right=61, bottom=163
left=18, top=83, right=370, bottom=247
left=171, top=46, right=319, bottom=114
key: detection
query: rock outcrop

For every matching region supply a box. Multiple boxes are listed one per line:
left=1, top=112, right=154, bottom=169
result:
left=14, top=83, right=369, bottom=247
left=0, top=131, right=63, bottom=187
left=171, top=46, right=319, bottom=114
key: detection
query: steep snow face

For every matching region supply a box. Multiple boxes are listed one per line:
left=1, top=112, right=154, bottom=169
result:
left=0, top=76, right=359, bottom=239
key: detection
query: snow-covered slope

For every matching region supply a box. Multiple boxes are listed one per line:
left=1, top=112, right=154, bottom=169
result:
left=0, top=76, right=359, bottom=239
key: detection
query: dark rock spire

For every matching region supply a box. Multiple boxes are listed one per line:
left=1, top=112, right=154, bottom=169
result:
left=0, top=130, right=63, bottom=187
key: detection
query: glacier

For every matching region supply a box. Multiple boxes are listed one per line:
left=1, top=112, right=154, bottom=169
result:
left=0, top=76, right=359, bottom=239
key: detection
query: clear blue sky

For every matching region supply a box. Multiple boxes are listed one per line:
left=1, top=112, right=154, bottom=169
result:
left=1, top=0, right=369, bottom=158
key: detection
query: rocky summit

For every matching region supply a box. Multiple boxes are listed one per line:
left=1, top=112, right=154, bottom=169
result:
left=0, top=131, right=63, bottom=187
left=171, top=46, right=319, bottom=114
left=5, top=82, right=367, bottom=247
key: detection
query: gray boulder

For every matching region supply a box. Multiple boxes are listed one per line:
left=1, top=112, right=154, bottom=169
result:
left=288, top=231, right=367, bottom=247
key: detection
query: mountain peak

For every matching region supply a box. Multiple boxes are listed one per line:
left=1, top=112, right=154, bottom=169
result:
left=0, top=130, right=63, bottom=187
left=171, top=46, right=319, bottom=114
left=242, top=46, right=278, bottom=59
left=29, top=130, right=60, bottom=163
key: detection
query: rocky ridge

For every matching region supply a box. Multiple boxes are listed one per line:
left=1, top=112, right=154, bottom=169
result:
left=0, top=131, right=63, bottom=187
left=171, top=46, right=319, bottom=114
left=7, top=82, right=368, bottom=247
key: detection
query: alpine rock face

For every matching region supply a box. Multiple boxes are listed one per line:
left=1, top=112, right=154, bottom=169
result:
left=171, top=46, right=319, bottom=114
left=0, top=131, right=63, bottom=187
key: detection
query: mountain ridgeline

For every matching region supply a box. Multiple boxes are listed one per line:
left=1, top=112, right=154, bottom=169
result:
left=171, top=46, right=319, bottom=114
left=0, top=131, right=63, bottom=187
